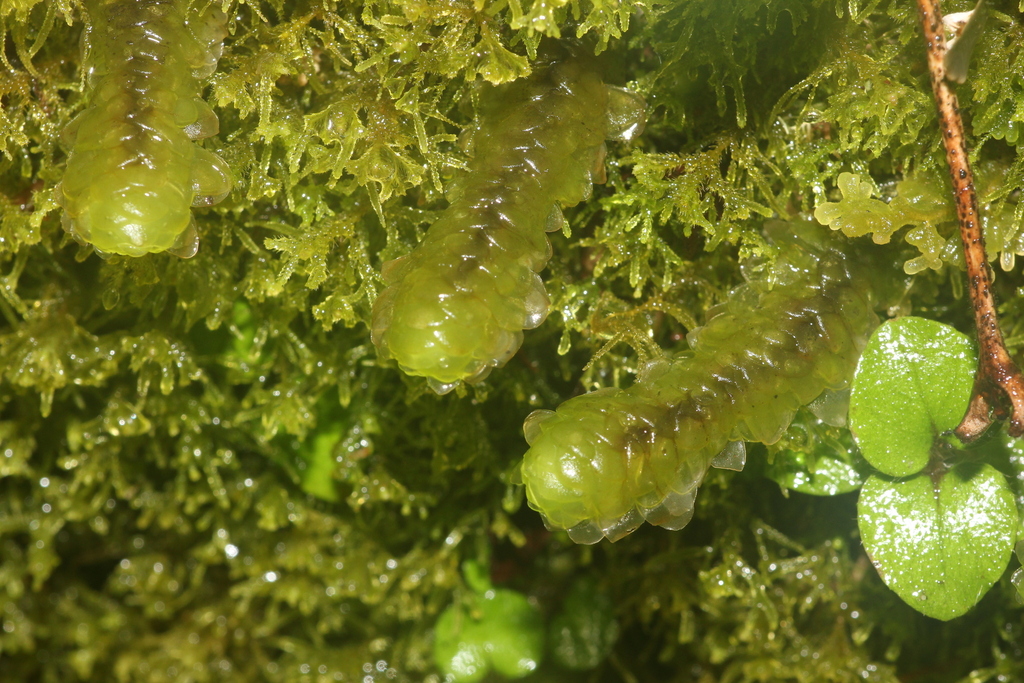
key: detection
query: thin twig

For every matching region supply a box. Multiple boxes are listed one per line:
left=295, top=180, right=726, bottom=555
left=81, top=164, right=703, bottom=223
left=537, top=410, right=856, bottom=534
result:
left=916, top=0, right=1024, bottom=440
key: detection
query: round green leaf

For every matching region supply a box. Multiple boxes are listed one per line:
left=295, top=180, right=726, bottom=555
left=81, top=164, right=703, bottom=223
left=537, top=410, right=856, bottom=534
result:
left=767, top=427, right=869, bottom=496
left=858, top=463, right=1017, bottom=621
left=548, top=578, right=619, bottom=670
left=433, top=606, right=489, bottom=683
left=849, top=317, right=975, bottom=477
left=480, top=589, right=545, bottom=678
left=768, top=448, right=869, bottom=496
left=1013, top=542, right=1024, bottom=604
left=1012, top=567, right=1024, bottom=604
left=432, top=588, right=544, bottom=681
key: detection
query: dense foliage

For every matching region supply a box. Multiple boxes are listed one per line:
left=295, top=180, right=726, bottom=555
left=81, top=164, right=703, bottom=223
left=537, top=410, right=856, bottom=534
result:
left=3, top=0, right=1024, bottom=681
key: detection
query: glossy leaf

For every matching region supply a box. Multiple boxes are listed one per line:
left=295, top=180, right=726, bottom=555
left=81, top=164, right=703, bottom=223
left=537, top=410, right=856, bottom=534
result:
left=858, top=464, right=1017, bottom=620
left=433, top=584, right=545, bottom=681
left=766, top=407, right=870, bottom=496
left=1013, top=542, right=1024, bottom=604
left=548, top=578, right=619, bottom=670
left=849, top=317, right=975, bottom=477
left=767, top=430, right=870, bottom=496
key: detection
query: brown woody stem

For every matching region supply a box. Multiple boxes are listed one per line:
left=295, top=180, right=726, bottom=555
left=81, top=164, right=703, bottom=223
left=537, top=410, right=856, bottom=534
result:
left=916, top=0, right=1024, bottom=440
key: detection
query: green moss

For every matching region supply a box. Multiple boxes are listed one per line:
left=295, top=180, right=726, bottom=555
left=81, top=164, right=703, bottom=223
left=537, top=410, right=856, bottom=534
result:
left=3, top=0, right=1024, bottom=680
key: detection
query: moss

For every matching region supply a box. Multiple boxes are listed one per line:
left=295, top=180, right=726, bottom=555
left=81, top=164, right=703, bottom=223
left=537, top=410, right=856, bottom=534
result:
left=3, top=0, right=1024, bottom=681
